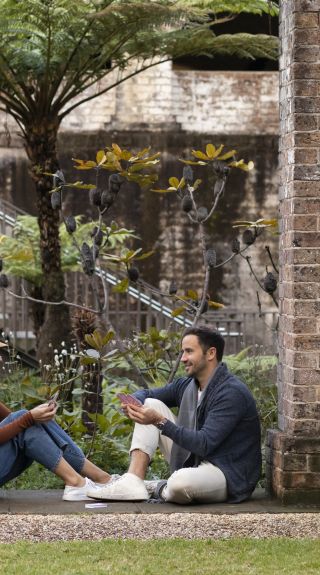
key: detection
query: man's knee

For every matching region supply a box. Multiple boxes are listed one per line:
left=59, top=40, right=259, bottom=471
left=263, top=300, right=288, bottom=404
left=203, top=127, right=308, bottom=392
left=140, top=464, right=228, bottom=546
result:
left=144, top=398, right=165, bottom=409
left=164, top=469, right=194, bottom=504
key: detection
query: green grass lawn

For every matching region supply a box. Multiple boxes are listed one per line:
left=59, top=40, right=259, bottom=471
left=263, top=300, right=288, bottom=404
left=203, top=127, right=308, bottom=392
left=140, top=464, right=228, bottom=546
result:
left=0, top=539, right=319, bottom=575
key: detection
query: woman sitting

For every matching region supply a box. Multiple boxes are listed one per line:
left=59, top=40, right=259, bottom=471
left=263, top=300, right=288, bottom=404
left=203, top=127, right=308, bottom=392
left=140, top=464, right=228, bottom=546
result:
left=0, top=398, right=113, bottom=500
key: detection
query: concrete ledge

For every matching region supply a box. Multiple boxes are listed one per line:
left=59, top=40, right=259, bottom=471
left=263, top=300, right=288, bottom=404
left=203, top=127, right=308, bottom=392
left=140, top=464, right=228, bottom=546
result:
left=0, top=488, right=319, bottom=515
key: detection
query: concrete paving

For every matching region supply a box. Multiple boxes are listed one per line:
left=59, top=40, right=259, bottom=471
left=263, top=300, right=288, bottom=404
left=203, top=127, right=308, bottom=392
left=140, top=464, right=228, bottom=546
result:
left=0, top=488, right=319, bottom=515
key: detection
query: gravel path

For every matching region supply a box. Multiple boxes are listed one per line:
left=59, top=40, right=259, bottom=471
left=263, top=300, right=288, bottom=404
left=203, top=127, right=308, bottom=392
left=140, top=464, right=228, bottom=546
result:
left=1, top=513, right=320, bottom=542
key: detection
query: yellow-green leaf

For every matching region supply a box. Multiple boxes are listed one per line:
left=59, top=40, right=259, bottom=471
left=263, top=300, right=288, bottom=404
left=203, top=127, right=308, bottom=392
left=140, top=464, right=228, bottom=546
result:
left=180, top=159, right=207, bottom=166
left=193, top=179, right=202, bottom=190
left=217, top=149, right=237, bottom=161
left=208, top=301, right=225, bottom=309
left=169, top=177, right=179, bottom=188
left=211, top=144, right=224, bottom=159
left=112, top=278, right=129, bottom=293
left=96, top=150, right=106, bottom=164
left=206, top=144, right=216, bottom=159
left=112, top=143, right=122, bottom=156
left=171, top=305, right=187, bottom=317
left=102, top=331, right=115, bottom=346
left=191, top=150, right=209, bottom=160
left=186, top=289, right=198, bottom=301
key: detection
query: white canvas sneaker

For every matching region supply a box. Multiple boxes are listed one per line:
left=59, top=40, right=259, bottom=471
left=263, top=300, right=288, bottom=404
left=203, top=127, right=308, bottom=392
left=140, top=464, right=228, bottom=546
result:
left=95, top=474, right=121, bottom=487
left=63, top=477, right=98, bottom=501
left=86, top=472, right=149, bottom=501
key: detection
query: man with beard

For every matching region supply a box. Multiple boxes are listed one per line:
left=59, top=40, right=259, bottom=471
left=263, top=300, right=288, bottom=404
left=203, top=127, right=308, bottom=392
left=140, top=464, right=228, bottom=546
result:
left=88, top=326, right=261, bottom=504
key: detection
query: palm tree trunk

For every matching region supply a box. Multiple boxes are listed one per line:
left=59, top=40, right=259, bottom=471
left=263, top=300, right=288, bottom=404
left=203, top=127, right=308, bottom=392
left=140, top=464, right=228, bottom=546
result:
left=24, top=118, right=72, bottom=362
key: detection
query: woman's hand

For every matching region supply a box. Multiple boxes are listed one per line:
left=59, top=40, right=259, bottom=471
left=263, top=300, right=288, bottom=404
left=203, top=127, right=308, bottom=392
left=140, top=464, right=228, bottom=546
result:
left=125, top=403, right=163, bottom=426
left=30, top=402, right=57, bottom=423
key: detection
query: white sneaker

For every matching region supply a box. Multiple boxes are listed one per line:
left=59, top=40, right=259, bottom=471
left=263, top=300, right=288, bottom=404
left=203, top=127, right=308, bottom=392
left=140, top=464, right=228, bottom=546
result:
left=95, top=474, right=121, bottom=487
left=63, top=477, right=98, bottom=501
left=86, top=472, right=149, bottom=501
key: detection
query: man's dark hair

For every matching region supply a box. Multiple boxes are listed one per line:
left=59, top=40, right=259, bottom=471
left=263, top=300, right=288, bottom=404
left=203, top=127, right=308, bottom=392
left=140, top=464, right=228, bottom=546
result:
left=182, top=326, right=225, bottom=361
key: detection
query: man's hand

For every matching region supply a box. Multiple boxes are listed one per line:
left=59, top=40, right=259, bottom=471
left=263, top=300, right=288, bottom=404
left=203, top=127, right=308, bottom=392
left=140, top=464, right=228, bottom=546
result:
left=124, top=403, right=163, bottom=426
left=30, top=402, right=57, bottom=423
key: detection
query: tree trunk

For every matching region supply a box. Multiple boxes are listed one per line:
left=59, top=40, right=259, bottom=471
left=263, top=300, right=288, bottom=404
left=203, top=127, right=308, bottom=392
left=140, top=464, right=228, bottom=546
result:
left=24, top=118, right=72, bottom=363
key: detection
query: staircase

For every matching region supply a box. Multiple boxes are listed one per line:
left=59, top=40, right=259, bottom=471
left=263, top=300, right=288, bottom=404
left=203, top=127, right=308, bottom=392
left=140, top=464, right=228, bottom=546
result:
left=0, top=199, right=278, bottom=356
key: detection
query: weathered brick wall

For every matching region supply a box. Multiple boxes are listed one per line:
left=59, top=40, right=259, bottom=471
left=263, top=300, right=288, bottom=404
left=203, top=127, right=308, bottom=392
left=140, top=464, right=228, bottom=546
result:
left=0, top=66, right=279, bottom=147
left=266, top=0, right=320, bottom=504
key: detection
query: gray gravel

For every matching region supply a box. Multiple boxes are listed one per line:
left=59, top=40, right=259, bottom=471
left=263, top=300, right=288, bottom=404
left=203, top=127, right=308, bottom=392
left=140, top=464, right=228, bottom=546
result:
left=1, top=513, right=320, bottom=542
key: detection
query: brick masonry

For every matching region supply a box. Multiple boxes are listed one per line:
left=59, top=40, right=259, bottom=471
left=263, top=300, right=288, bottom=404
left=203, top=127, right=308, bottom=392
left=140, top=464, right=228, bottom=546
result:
left=0, top=67, right=279, bottom=146
left=266, top=0, right=320, bottom=505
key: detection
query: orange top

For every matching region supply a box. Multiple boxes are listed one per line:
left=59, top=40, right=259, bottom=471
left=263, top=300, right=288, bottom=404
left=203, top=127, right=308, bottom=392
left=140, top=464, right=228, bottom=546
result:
left=0, top=401, right=34, bottom=444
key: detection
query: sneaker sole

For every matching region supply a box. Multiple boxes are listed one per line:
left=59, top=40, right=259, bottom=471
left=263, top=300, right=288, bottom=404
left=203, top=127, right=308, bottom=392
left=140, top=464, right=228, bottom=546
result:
left=62, top=494, right=92, bottom=502
left=86, top=492, right=149, bottom=501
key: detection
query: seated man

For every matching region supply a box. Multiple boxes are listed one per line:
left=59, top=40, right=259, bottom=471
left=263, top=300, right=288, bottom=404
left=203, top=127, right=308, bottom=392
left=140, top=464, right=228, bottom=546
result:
left=88, top=326, right=262, bottom=504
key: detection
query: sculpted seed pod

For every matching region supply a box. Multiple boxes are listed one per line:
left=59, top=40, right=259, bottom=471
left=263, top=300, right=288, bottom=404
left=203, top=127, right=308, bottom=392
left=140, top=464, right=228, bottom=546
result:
left=127, top=266, right=139, bottom=282
left=90, top=225, right=98, bottom=237
left=205, top=248, right=216, bottom=268
left=263, top=272, right=277, bottom=294
left=94, top=229, right=104, bottom=246
left=51, top=191, right=61, bottom=210
left=181, top=195, right=193, bottom=213
left=169, top=280, right=178, bottom=295
left=100, top=190, right=115, bottom=208
left=242, top=229, right=255, bottom=246
left=92, top=245, right=100, bottom=260
left=197, top=206, right=208, bottom=222
left=183, top=165, right=193, bottom=184
left=109, top=174, right=124, bottom=194
left=65, top=216, right=77, bottom=234
left=89, top=187, right=102, bottom=207
left=231, top=238, right=241, bottom=254
left=0, top=274, right=9, bottom=288
left=81, top=242, right=95, bottom=276
left=214, top=179, right=225, bottom=197
left=53, top=170, right=65, bottom=188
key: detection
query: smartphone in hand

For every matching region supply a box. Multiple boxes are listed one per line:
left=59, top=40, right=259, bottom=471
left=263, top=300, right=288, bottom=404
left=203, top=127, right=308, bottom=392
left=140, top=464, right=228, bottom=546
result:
left=48, top=391, right=59, bottom=406
left=117, top=393, right=142, bottom=407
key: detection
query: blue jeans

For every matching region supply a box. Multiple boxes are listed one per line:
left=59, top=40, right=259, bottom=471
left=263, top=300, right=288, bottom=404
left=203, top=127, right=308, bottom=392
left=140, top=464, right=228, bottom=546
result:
left=0, top=410, right=85, bottom=487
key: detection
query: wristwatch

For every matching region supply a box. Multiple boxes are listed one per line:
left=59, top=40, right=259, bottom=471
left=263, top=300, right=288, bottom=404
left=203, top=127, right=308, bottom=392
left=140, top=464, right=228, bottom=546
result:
left=155, top=418, right=167, bottom=431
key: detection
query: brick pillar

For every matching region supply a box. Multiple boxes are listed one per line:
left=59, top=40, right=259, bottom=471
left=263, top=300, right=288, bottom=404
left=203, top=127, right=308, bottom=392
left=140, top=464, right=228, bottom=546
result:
left=266, top=0, right=320, bottom=505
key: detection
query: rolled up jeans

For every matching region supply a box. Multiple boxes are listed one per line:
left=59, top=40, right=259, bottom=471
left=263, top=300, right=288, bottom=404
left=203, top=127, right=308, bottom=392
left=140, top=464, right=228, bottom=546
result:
left=0, top=410, right=85, bottom=487
left=130, top=398, right=227, bottom=504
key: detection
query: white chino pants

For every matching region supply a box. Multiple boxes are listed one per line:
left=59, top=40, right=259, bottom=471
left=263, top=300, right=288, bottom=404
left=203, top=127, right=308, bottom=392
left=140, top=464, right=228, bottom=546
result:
left=130, top=398, right=227, bottom=504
